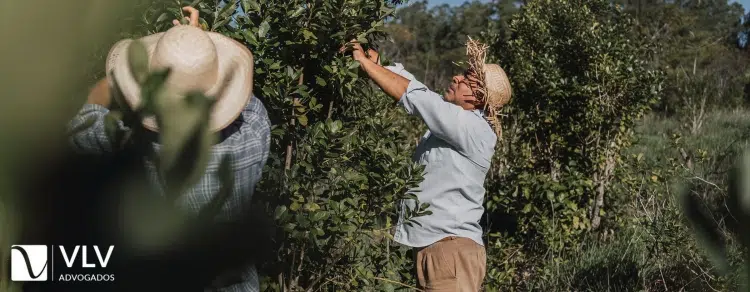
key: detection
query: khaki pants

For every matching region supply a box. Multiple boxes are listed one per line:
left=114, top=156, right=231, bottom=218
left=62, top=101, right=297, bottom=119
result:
left=413, top=236, right=486, bottom=292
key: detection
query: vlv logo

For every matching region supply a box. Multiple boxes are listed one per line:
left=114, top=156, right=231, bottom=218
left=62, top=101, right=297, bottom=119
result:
left=10, top=245, right=116, bottom=282
left=59, top=245, right=114, bottom=268
left=10, top=245, right=48, bottom=281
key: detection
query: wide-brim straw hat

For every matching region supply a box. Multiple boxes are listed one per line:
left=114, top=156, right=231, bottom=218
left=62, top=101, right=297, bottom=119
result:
left=466, top=37, right=512, bottom=138
left=105, top=25, right=254, bottom=132
left=481, top=64, right=512, bottom=111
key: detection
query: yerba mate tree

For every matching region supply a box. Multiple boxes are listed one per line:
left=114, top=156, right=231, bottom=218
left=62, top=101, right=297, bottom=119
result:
left=480, top=0, right=664, bottom=287
left=138, top=1, right=428, bottom=291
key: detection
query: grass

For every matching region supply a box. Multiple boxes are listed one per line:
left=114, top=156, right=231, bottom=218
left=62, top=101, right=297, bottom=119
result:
left=513, top=109, right=750, bottom=291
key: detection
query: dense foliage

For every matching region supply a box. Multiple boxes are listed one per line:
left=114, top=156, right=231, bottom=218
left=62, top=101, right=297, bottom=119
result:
left=6, top=0, right=750, bottom=291
left=139, top=0, right=433, bottom=291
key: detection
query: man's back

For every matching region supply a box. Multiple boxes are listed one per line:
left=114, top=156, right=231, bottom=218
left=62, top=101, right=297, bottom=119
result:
left=66, top=95, right=271, bottom=291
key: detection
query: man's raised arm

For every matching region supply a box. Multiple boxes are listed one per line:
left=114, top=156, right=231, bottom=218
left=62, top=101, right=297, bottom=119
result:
left=340, top=41, right=480, bottom=153
left=340, top=41, right=410, bottom=102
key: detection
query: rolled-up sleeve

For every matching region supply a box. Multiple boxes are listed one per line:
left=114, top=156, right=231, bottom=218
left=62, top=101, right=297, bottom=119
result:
left=66, top=104, right=126, bottom=154
left=396, top=77, right=475, bottom=152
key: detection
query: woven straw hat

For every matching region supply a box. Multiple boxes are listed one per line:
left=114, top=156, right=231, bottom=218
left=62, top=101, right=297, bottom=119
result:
left=481, top=64, right=512, bottom=111
left=105, top=25, right=254, bottom=132
left=465, top=37, right=512, bottom=138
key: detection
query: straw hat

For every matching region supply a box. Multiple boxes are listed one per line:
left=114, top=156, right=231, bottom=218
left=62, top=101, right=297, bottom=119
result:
left=466, top=37, right=512, bottom=138
left=105, top=25, right=254, bottom=132
left=481, top=64, right=512, bottom=111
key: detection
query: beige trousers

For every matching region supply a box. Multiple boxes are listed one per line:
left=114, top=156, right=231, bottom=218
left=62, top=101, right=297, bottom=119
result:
left=413, top=236, right=487, bottom=292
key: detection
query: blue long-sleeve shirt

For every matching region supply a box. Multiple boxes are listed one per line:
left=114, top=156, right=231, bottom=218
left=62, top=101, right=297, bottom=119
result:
left=387, top=63, right=497, bottom=248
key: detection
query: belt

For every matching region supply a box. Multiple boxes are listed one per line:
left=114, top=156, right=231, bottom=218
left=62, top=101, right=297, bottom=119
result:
left=414, top=236, right=460, bottom=252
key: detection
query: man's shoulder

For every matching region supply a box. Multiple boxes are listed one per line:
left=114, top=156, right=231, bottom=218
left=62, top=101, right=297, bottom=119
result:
left=468, top=110, right=498, bottom=147
left=213, top=95, right=270, bottom=149
left=240, top=96, right=271, bottom=133
left=243, top=96, right=270, bottom=120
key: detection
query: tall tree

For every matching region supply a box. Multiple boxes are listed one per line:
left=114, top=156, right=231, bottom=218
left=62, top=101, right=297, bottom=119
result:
left=486, top=0, right=663, bottom=259
left=617, top=0, right=747, bottom=116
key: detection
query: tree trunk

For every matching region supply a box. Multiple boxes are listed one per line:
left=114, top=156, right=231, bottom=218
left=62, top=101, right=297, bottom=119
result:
left=590, top=151, right=616, bottom=230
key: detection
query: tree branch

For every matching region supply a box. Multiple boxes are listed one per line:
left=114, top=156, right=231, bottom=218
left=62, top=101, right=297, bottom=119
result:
left=285, top=72, right=305, bottom=170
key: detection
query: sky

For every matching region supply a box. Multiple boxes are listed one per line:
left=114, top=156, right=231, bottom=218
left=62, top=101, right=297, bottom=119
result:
left=424, top=0, right=488, bottom=7
left=736, top=0, right=750, bottom=12
left=422, top=0, right=750, bottom=12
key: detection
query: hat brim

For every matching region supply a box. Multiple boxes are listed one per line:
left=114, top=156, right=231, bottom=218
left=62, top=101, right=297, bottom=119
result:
left=105, top=31, right=254, bottom=133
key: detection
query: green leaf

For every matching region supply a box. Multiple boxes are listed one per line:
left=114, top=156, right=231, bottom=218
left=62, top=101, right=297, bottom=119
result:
left=312, top=211, right=327, bottom=222
left=290, top=6, right=305, bottom=18
left=212, top=17, right=232, bottom=31
left=348, top=61, right=361, bottom=70
left=213, top=1, right=238, bottom=31
left=156, top=90, right=217, bottom=200
left=138, top=68, right=171, bottom=114
left=302, top=29, right=317, bottom=41
left=284, top=223, right=297, bottom=231
left=330, top=120, right=342, bottom=133
left=682, top=185, right=730, bottom=275
left=258, top=21, right=270, bottom=39
left=127, top=40, right=149, bottom=84
left=103, top=111, right=124, bottom=148
left=316, top=76, right=327, bottom=86
left=522, top=203, right=532, bottom=214
left=241, top=0, right=261, bottom=13
left=290, top=202, right=301, bottom=211
left=217, top=1, right=237, bottom=18
left=155, top=12, right=170, bottom=24
left=304, top=203, right=321, bottom=212
left=298, top=115, right=308, bottom=126
left=274, top=205, right=287, bottom=220
left=286, top=66, right=294, bottom=78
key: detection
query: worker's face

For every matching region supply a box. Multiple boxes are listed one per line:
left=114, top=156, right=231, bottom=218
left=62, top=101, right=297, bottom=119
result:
left=444, top=70, right=480, bottom=110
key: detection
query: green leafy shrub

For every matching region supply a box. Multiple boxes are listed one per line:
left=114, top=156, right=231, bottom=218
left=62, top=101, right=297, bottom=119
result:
left=137, top=0, right=430, bottom=290
left=480, top=0, right=664, bottom=287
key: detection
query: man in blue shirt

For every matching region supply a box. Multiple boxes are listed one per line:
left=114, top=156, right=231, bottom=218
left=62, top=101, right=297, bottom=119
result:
left=342, top=40, right=512, bottom=291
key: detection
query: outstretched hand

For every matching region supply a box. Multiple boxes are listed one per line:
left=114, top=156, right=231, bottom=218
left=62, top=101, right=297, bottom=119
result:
left=340, top=39, right=380, bottom=65
left=172, top=6, right=203, bottom=30
left=338, top=39, right=408, bottom=102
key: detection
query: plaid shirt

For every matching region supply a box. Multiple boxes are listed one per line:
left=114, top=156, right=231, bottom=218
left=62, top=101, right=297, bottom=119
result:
left=66, top=96, right=271, bottom=292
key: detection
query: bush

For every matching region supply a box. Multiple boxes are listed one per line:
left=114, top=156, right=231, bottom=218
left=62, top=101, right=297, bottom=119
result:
left=138, top=0, right=432, bottom=290
left=486, top=0, right=663, bottom=250
left=479, top=0, right=664, bottom=287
